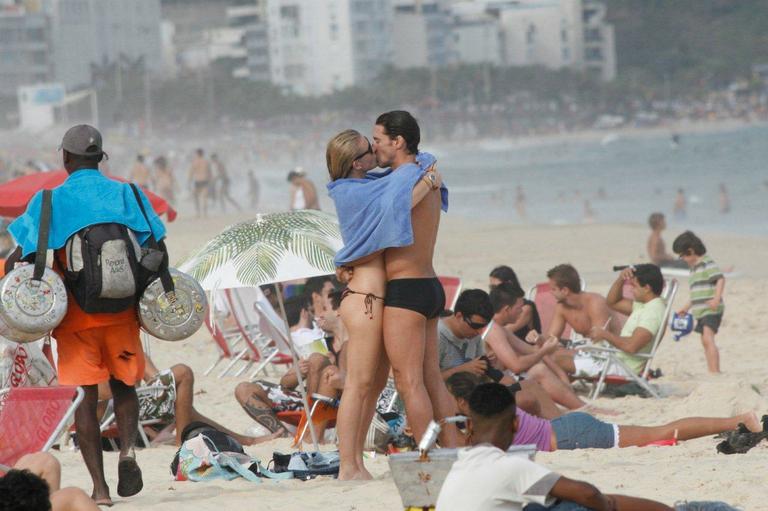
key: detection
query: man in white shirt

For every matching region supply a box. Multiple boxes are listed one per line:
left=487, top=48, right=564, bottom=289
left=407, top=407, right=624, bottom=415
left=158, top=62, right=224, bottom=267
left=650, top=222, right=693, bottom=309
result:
left=436, top=383, right=671, bottom=511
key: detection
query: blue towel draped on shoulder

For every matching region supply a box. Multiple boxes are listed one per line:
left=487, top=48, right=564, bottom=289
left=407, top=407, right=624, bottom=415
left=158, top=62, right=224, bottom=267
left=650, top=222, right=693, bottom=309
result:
left=9, top=169, right=167, bottom=257
left=327, top=152, right=448, bottom=266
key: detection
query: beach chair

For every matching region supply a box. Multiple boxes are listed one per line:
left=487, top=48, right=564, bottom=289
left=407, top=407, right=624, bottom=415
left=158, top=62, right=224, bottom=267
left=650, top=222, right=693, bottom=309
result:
left=98, top=383, right=176, bottom=449
left=203, top=289, right=255, bottom=377
left=293, top=393, right=339, bottom=446
left=438, top=275, right=463, bottom=311
left=251, top=301, right=295, bottom=379
left=0, top=385, right=84, bottom=467
left=575, top=278, right=679, bottom=399
left=225, top=287, right=293, bottom=378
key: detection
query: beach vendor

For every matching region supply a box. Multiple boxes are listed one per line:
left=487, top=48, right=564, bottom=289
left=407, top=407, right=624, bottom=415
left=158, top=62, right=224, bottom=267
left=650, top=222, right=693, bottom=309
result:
left=326, top=118, right=448, bottom=480
left=5, top=125, right=167, bottom=506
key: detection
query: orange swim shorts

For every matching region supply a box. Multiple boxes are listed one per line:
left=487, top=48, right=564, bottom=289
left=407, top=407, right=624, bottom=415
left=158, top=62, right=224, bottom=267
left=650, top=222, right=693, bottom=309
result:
left=55, top=322, right=145, bottom=386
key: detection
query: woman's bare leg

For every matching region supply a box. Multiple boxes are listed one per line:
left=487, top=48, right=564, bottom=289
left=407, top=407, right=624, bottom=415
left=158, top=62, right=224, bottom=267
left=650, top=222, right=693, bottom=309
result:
left=336, top=264, right=386, bottom=481
left=618, top=412, right=760, bottom=447
left=354, top=353, right=391, bottom=475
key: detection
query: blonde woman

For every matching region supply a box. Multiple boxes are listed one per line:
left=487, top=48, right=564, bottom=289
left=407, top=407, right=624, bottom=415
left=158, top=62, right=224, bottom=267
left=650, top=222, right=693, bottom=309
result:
left=326, top=129, right=444, bottom=480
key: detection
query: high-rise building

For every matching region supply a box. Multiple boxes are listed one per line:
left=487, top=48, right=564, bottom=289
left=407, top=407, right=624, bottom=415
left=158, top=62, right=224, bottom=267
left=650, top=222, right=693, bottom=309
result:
left=37, top=0, right=162, bottom=91
left=446, top=0, right=616, bottom=80
left=0, top=8, right=54, bottom=95
left=391, top=0, right=451, bottom=69
left=263, top=0, right=392, bottom=96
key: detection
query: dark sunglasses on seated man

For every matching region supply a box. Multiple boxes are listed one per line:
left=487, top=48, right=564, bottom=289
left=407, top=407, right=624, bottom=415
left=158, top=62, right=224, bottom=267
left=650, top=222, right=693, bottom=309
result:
left=463, top=316, right=489, bottom=331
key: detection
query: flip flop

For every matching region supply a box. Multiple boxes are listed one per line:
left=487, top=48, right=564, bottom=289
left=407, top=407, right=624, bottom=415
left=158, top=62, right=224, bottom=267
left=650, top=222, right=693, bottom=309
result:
left=93, top=497, right=114, bottom=507
left=117, top=456, right=143, bottom=497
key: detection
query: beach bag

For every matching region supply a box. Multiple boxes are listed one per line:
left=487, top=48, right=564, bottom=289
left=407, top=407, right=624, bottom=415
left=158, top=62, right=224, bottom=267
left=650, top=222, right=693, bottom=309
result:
left=61, top=184, right=166, bottom=314
left=271, top=450, right=340, bottom=479
left=170, top=424, right=291, bottom=482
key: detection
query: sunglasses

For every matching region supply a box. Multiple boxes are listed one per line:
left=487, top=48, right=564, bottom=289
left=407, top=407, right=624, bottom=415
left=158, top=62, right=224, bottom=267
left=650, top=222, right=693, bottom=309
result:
left=352, top=139, right=373, bottom=162
left=463, top=316, right=489, bottom=331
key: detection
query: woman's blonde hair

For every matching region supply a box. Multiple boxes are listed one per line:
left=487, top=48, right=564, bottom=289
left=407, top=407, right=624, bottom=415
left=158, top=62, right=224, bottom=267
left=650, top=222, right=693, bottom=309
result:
left=326, top=129, right=363, bottom=181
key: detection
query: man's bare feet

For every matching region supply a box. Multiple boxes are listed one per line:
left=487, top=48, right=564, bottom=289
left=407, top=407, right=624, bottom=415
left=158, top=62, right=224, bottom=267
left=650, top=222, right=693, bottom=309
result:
left=742, top=412, right=761, bottom=433
left=91, top=489, right=113, bottom=507
left=239, top=429, right=286, bottom=446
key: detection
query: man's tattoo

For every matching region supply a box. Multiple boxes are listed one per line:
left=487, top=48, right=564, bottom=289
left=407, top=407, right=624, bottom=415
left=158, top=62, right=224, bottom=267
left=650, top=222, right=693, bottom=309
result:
left=243, top=396, right=283, bottom=433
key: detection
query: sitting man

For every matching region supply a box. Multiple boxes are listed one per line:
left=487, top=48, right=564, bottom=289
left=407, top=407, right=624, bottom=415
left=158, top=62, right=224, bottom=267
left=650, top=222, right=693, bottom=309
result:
left=284, top=295, right=327, bottom=358
left=438, top=289, right=562, bottom=420
left=486, top=283, right=590, bottom=413
left=553, top=264, right=666, bottom=378
left=1, top=452, right=100, bottom=511
left=436, top=383, right=673, bottom=511
left=235, top=291, right=346, bottom=440
left=533, top=264, right=619, bottom=343
left=98, top=356, right=261, bottom=446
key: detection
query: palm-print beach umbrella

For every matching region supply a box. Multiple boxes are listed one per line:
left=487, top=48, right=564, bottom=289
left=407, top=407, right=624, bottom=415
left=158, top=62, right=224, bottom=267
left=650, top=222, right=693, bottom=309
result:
left=178, top=210, right=343, bottom=450
left=178, top=210, right=342, bottom=290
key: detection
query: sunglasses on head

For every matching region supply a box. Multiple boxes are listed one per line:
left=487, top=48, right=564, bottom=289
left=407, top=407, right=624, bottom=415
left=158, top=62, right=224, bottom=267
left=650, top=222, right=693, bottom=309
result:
left=463, top=316, right=489, bottom=331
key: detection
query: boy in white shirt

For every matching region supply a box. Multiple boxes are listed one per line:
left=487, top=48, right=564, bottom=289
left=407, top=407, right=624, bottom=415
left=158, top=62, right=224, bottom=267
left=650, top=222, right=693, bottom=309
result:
left=436, top=383, right=671, bottom=511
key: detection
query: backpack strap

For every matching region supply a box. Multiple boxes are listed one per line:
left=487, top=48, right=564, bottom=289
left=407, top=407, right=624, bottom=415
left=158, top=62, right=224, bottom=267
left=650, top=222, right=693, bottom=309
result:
left=129, top=184, right=175, bottom=294
left=33, top=190, right=52, bottom=282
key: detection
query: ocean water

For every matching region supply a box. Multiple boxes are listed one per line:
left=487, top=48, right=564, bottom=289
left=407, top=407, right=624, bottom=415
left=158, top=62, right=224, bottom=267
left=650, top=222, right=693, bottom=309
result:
left=430, top=123, right=768, bottom=236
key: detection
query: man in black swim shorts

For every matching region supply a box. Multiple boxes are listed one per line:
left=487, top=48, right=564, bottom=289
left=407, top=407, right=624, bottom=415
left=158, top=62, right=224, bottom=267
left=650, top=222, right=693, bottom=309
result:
left=372, top=110, right=458, bottom=447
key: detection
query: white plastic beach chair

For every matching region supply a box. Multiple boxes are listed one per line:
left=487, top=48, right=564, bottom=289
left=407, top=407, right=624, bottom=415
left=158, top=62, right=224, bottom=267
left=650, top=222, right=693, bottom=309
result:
left=575, top=278, right=679, bottom=399
left=98, top=383, right=175, bottom=449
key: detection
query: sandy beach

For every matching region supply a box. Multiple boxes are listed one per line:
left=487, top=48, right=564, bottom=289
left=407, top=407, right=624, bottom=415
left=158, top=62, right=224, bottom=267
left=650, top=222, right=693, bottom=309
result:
left=51, top=214, right=768, bottom=510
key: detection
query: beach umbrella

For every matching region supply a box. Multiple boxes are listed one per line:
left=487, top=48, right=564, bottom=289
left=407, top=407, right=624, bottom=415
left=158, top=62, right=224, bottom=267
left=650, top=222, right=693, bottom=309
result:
left=178, top=210, right=343, bottom=450
left=0, top=170, right=177, bottom=221
left=178, top=210, right=341, bottom=290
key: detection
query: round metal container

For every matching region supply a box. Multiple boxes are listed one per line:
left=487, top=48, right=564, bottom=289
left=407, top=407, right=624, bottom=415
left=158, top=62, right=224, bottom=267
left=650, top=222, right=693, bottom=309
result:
left=0, top=265, right=68, bottom=343
left=138, top=269, right=207, bottom=342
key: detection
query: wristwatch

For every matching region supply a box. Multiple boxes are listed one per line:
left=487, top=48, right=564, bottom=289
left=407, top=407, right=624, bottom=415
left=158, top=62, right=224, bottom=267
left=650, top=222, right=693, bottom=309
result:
left=424, top=172, right=438, bottom=189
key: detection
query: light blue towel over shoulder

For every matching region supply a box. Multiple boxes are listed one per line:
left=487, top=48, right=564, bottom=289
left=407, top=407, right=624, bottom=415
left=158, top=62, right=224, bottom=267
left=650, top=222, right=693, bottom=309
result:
left=9, top=169, right=167, bottom=257
left=327, top=152, right=448, bottom=266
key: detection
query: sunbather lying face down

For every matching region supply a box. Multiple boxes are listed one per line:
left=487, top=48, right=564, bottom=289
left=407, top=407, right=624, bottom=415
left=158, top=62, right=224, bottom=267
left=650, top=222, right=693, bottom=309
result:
left=447, top=372, right=762, bottom=452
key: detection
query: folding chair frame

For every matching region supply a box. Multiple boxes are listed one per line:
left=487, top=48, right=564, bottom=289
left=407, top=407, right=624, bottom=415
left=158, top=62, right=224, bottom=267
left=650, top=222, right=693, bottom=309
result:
left=575, top=278, right=679, bottom=399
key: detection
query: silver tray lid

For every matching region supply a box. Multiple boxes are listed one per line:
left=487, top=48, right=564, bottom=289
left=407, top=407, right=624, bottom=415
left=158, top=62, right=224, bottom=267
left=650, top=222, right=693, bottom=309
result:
left=138, top=269, right=208, bottom=342
left=0, top=265, right=67, bottom=343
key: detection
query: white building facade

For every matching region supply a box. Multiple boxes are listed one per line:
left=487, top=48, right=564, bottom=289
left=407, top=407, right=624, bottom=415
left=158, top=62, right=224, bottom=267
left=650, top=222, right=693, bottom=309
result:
left=264, top=0, right=391, bottom=96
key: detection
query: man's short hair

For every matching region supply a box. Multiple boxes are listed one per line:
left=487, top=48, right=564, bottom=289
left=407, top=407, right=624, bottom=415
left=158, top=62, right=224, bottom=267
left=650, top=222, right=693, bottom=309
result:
left=284, top=295, right=309, bottom=327
left=489, top=265, right=520, bottom=288
left=468, top=383, right=516, bottom=418
left=454, top=289, right=493, bottom=322
left=305, top=276, right=333, bottom=298
left=547, top=264, right=581, bottom=293
left=0, top=469, right=52, bottom=511
left=446, top=372, right=482, bottom=401
left=648, top=212, right=665, bottom=229
left=488, top=282, right=525, bottom=314
left=375, top=110, right=420, bottom=154
left=672, top=230, right=706, bottom=256
left=633, top=264, right=664, bottom=296
left=329, top=289, right=343, bottom=311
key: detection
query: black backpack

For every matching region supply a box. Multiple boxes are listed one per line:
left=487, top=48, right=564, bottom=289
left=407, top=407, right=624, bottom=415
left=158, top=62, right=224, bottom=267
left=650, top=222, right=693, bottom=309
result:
left=60, top=184, right=166, bottom=314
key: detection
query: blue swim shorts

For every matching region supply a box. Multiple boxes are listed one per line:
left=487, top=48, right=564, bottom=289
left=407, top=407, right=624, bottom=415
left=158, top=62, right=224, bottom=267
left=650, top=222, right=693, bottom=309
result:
left=550, top=412, right=617, bottom=450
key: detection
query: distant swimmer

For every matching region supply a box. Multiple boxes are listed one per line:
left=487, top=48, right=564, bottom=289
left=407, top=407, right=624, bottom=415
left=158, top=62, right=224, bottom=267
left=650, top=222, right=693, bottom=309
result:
left=670, top=133, right=681, bottom=149
left=673, top=188, right=686, bottom=220
left=583, top=200, right=595, bottom=224
left=718, top=183, right=730, bottom=214
left=514, top=185, right=526, bottom=220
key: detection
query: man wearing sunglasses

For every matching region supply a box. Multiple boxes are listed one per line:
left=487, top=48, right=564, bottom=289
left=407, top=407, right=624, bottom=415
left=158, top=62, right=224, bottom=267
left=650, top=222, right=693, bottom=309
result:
left=439, top=289, right=564, bottom=420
